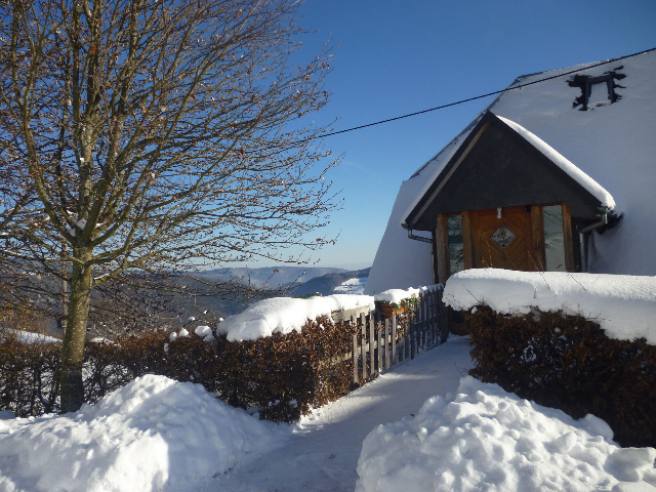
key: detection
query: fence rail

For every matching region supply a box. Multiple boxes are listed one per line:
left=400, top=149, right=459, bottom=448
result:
left=350, top=286, right=448, bottom=385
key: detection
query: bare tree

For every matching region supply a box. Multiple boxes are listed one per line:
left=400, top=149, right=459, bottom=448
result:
left=0, top=0, right=336, bottom=411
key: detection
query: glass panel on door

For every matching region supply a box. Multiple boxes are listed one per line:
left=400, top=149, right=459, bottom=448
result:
left=447, top=214, right=464, bottom=275
left=543, top=205, right=566, bottom=271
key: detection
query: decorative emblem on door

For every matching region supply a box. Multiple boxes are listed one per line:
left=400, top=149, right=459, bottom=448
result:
left=491, top=226, right=516, bottom=248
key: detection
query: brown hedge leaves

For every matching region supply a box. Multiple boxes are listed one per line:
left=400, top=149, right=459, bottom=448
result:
left=466, top=306, right=656, bottom=447
left=1, top=316, right=355, bottom=422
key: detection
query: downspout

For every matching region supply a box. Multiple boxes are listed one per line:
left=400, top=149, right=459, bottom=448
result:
left=578, top=209, right=609, bottom=272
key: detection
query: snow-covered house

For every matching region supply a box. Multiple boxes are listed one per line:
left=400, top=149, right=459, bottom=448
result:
left=366, top=48, right=656, bottom=293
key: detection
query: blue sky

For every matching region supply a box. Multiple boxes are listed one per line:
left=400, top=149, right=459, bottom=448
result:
left=277, top=0, right=656, bottom=270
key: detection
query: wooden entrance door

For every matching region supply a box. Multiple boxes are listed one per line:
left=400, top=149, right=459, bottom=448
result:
left=469, top=206, right=542, bottom=271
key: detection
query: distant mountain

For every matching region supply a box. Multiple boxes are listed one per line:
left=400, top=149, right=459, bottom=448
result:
left=291, top=268, right=370, bottom=297
left=193, top=266, right=346, bottom=289
left=161, top=266, right=369, bottom=325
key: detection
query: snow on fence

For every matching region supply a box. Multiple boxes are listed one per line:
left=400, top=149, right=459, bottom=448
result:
left=350, top=286, right=448, bottom=385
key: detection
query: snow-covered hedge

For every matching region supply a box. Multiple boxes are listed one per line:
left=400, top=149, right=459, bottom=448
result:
left=0, top=375, right=286, bottom=492
left=374, top=287, right=422, bottom=306
left=218, top=294, right=374, bottom=341
left=466, top=305, right=656, bottom=447
left=1, top=316, right=360, bottom=422
left=0, top=328, right=61, bottom=345
left=356, top=376, right=656, bottom=492
left=443, top=269, right=656, bottom=344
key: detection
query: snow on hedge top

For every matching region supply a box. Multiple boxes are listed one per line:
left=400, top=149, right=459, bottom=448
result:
left=497, top=115, right=616, bottom=209
left=218, top=294, right=374, bottom=342
left=356, top=375, right=656, bottom=492
left=0, top=374, right=286, bottom=492
left=374, top=287, right=421, bottom=305
left=374, top=285, right=440, bottom=305
left=443, top=268, right=656, bottom=344
left=1, top=328, right=61, bottom=345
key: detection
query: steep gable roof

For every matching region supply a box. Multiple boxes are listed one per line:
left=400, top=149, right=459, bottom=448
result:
left=403, top=112, right=616, bottom=230
left=366, top=48, right=656, bottom=293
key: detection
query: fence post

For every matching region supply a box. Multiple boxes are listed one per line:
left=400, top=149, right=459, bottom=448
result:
left=404, top=315, right=410, bottom=360
left=351, top=316, right=358, bottom=385
left=360, top=313, right=367, bottom=381
left=427, top=291, right=433, bottom=348
left=369, top=313, right=375, bottom=377
left=439, top=286, right=449, bottom=343
left=417, top=297, right=422, bottom=353
left=377, top=321, right=383, bottom=372
left=391, top=315, right=397, bottom=364
left=424, top=292, right=430, bottom=349
left=434, top=291, right=439, bottom=347
left=380, top=318, right=386, bottom=369
left=411, top=299, right=417, bottom=360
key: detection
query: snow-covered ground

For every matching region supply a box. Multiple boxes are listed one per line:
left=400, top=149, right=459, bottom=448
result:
left=0, top=375, right=286, bottom=492
left=200, top=336, right=473, bottom=491
left=443, top=268, right=656, bottom=344
left=357, top=376, right=656, bottom=492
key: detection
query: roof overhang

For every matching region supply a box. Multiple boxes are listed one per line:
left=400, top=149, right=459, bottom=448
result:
left=403, top=111, right=617, bottom=231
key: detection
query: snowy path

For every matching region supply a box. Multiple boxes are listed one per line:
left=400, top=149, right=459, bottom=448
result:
left=208, top=337, right=473, bottom=492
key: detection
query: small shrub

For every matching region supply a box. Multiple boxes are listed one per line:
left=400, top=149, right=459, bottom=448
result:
left=466, top=306, right=656, bottom=447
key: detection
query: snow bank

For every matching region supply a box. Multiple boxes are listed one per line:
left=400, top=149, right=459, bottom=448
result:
left=0, top=328, right=61, bottom=345
left=443, top=269, right=656, bottom=345
left=218, top=294, right=374, bottom=342
left=0, top=374, right=286, bottom=492
left=356, top=376, right=656, bottom=492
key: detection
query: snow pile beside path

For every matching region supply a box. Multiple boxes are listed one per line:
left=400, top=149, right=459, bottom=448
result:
left=443, top=268, right=656, bottom=345
left=0, top=375, right=286, bottom=492
left=356, top=376, right=656, bottom=492
left=1, top=328, right=61, bottom=345
left=218, top=294, right=374, bottom=341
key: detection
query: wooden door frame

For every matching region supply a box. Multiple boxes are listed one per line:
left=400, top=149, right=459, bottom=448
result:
left=435, top=203, right=576, bottom=284
left=530, top=205, right=546, bottom=270
left=562, top=204, right=576, bottom=271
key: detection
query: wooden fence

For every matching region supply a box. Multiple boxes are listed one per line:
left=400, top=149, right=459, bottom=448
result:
left=351, top=286, right=448, bottom=385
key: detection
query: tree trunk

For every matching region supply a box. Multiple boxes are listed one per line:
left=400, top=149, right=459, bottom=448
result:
left=60, top=251, right=92, bottom=412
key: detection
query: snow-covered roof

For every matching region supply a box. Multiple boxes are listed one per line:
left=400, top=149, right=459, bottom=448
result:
left=367, top=49, right=656, bottom=293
